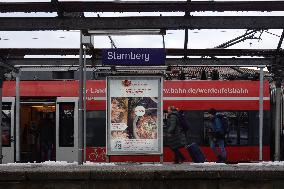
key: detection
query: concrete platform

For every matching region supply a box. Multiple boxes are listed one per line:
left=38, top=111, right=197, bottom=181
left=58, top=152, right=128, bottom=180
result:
left=0, top=162, right=284, bottom=189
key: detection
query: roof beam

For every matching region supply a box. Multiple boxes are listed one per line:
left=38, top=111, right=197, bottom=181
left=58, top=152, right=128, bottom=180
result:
left=1, top=1, right=284, bottom=13
left=1, top=16, right=284, bottom=30
left=7, top=58, right=272, bottom=67
left=0, top=48, right=282, bottom=57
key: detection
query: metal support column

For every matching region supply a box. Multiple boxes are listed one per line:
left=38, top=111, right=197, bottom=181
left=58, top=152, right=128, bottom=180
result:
left=275, top=79, right=282, bottom=161
left=0, top=69, right=4, bottom=164
left=15, top=71, right=21, bottom=162
left=259, top=66, right=264, bottom=161
left=83, top=47, right=87, bottom=162
left=78, top=31, right=84, bottom=165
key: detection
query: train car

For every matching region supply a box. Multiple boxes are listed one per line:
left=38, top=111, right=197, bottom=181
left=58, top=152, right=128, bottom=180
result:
left=1, top=79, right=270, bottom=163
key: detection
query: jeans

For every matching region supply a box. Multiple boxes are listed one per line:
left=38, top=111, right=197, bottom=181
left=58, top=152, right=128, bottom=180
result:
left=209, top=138, right=226, bottom=162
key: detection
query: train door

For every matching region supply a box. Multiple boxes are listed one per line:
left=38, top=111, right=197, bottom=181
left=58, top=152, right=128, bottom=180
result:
left=2, top=97, right=15, bottom=163
left=20, top=101, right=56, bottom=162
left=56, top=97, right=78, bottom=162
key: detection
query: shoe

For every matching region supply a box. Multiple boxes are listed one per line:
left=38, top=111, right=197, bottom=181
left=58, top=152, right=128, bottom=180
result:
left=179, top=158, right=185, bottom=164
left=217, top=155, right=226, bottom=163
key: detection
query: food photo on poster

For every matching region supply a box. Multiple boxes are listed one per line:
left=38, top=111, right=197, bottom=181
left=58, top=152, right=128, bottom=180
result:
left=110, top=97, right=158, bottom=140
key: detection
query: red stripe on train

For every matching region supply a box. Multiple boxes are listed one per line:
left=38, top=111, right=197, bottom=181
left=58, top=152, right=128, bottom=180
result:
left=3, top=80, right=270, bottom=111
left=86, top=146, right=270, bottom=163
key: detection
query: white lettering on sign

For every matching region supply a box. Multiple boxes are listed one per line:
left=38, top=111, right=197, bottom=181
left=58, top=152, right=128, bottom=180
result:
left=107, top=52, right=150, bottom=62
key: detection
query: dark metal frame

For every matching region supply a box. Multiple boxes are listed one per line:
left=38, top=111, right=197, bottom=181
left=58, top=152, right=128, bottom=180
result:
left=1, top=16, right=284, bottom=31
left=1, top=1, right=284, bottom=13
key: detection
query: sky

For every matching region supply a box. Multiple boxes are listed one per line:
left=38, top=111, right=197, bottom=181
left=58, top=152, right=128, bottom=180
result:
left=0, top=0, right=283, bottom=55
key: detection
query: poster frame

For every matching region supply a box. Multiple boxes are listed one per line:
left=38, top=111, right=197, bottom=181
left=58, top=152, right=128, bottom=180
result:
left=106, top=76, right=163, bottom=156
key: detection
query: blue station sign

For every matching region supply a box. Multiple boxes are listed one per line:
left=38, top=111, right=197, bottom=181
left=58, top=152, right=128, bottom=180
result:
left=102, top=48, right=165, bottom=66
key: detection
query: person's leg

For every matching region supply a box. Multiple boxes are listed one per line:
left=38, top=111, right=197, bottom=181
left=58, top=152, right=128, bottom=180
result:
left=172, top=148, right=181, bottom=163
left=47, top=142, right=52, bottom=161
left=42, top=142, right=48, bottom=161
left=209, top=139, right=220, bottom=158
left=177, top=148, right=185, bottom=162
left=217, top=139, right=226, bottom=162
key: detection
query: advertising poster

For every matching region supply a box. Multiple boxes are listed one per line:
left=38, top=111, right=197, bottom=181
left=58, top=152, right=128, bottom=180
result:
left=107, top=77, right=162, bottom=155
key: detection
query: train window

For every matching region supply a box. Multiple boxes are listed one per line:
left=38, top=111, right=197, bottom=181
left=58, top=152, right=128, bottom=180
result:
left=59, top=103, right=74, bottom=147
left=238, top=112, right=249, bottom=145
left=203, top=111, right=249, bottom=146
left=2, top=102, right=12, bottom=147
left=86, top=111, right=106, bottom=147
left=163, top=110, right=204, bottom=145
left=184, top=111, right=204, bottom=145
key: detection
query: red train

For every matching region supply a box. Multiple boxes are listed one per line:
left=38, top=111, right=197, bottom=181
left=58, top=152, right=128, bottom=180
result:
left=2, top=80, right=271, bottom=163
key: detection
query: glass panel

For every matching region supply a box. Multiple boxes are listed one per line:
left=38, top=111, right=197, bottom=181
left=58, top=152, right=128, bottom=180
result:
left=59, top=102, right=74, bottom=147
left=203, top=111, right=249, bottom=146
left=2, top=102, right=12, bottom=147
left=86, top=111, right=106, bottom=147
left=226, top=112, right=238, bottom=146
left=238, top=112, right=249, bottom=145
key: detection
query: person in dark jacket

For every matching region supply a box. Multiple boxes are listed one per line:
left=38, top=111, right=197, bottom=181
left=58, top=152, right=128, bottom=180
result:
left=208, top=108, right=227, bottom=163
left=167, top=106, right=186, bottom=164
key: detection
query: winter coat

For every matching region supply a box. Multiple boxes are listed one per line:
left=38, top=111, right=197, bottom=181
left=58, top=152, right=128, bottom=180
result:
left=166, top=111, right=187, bottom=150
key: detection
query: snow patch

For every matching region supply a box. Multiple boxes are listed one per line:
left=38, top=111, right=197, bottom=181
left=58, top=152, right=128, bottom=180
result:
left=238, top=161, right=284, bottom=166
left=83, top=161, right=116, bottom=166
left=139, top=163, right=163, bottom=166
left=42, top=161, right=78, bottom=166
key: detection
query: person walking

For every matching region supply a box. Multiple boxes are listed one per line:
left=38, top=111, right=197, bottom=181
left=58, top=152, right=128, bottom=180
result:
left=167, top=106, right=186, bottom=164
left=207, top=108, right=227, bottom=163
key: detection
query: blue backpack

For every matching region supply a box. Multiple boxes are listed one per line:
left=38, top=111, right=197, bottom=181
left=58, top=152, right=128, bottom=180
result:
left=216, top=114, right=229, bottom=136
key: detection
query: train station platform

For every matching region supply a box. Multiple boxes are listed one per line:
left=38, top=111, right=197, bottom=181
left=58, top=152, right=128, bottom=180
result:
left=0, top=162, right=284, bottom=189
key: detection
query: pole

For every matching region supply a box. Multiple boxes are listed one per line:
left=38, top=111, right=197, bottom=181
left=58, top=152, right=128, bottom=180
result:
left=15, top=71, right=21, bottom=162
left=78, top=31, right=84, bottom=165
left=275, top=79, right=282, bottom=161
left=0, top=70, right=4, bottom=164
left=83, top=47, right=87, bottom=162
left=259, top=66, right=264, bottom=161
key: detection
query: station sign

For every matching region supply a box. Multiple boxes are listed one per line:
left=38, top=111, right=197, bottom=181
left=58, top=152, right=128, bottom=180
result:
left=102, top=48, right=165, bottom=66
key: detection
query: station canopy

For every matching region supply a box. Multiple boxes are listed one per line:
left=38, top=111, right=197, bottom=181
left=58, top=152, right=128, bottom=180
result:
left=0, top=0, right=284, bottom=80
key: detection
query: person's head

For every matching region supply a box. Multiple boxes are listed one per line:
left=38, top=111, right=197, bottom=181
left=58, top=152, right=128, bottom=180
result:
left=167, top=105, right=176, bottom=114
left=208, top=108, right=217, bottom=119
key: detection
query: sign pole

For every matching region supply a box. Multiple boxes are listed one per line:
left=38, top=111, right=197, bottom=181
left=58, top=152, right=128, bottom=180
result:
left=15, top=70, right=21, bottom=162
left=83, top=47, right=87, bottom=163
left=0, top=69, right=4, bottom=164
left=259, top=66, right=264, bottom=161
left=78, top=31, right=84, bottom=165
left=274, top=79, right=282, bottom=161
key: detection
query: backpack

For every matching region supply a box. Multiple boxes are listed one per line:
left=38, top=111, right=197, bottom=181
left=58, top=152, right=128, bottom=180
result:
left=176, top=110, right=190, bottom=132
left=211, top=114, right=229, bottom=139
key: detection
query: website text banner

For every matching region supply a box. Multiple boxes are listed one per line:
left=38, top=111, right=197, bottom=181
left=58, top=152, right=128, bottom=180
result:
left=102, top=48, right=165, bottom=66
left=106, top=77, right=163, bottom=156
left=163, top=80, right=270, bottom=97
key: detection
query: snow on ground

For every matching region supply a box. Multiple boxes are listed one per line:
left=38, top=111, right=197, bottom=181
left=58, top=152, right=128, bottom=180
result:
left=1, top=161, right=284, bottom=167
